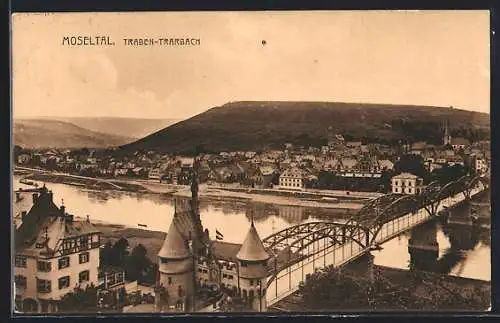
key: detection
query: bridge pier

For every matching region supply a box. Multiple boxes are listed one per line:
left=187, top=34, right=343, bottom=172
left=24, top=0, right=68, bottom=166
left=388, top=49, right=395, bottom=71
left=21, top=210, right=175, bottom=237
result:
left=408, top=219, right=439, bottom=272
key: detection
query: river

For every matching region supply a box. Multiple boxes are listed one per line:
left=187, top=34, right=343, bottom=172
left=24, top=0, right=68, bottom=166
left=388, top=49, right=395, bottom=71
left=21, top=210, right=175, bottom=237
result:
left=13, top=175, right=490, bottom=282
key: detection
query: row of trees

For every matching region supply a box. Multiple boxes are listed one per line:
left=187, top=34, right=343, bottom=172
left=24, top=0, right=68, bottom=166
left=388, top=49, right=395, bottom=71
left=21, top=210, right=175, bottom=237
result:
left=298, top=265, right=490, bottom=311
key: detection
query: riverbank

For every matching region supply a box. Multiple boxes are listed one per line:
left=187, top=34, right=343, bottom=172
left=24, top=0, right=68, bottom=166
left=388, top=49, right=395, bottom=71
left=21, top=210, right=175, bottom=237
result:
left=15, top=167, right=367, bottom=210
left=269, top=265, right=491, bottom=312
left=86, top=219, right=166, bottom=262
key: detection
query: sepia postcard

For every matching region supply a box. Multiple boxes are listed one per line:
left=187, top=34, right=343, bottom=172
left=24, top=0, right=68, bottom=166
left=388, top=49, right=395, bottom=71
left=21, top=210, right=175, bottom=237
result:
left=11, top=10, right=491, bottom=315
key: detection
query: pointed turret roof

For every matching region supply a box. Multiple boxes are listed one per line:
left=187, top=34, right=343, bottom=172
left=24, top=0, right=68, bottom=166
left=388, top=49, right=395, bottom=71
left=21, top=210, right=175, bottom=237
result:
left=158, top=219, right=191, bottom=259
left=236, top=222, right=270, bottom=262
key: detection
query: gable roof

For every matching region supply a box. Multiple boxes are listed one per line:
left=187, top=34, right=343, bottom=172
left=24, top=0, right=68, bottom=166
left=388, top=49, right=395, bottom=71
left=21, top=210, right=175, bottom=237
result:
left=451, top=137, right=470, bottom=146
left=280, top=167, right=308, bottom=179
left=392, top=172, right=420, bottom=179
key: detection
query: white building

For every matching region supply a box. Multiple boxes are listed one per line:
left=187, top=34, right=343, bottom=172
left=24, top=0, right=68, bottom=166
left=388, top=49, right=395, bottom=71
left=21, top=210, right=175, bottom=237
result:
left=391, top=172, right=424, bottom=195
left=278, top=167, right=308, bottom=190
left=475, top=157, right=489, bottom=174
left=14, top=187, right=101, bottom=313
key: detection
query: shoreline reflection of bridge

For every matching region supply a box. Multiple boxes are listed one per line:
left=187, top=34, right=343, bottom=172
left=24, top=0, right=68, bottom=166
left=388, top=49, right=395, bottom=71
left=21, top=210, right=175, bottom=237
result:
left=262, top=175, right=488, bottom=307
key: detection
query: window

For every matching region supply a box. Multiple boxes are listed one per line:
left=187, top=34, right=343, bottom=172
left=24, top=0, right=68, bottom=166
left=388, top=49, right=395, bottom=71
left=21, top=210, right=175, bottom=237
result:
left=15, top=255, right=27, bottom=268
left=222, top=274, right=227, bottom=279
left=116, top=272, right=124, bottom=283
left=63, top=239, right=74, bottom=251
left=58, top=256, right=70, bottom=269
left=37, top=279, right=51, bottom=293
left=168, top=277, right=172, bottom=285
left=37, top=261, right=51, bottom=272
left=107, top=273, right=116, bottom=286
left=79, top=237, right=89, bottom=250
left=249, top=280, right=254, bottom=286
left=228, top=275, right=234, bottom=280
left=79, top=270, right=90, bottom=283
left=79, top=252, right=89, bottom=264
left=15, top=275, right=27, bottom=288
left=58, top=276, right=70, bottom=289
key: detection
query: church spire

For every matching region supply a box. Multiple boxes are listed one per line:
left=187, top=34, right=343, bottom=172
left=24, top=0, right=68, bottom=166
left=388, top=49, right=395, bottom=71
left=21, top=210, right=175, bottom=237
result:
left=190, top=156, right=199, bottom=214
left=443, top=119, right=451, bottom=146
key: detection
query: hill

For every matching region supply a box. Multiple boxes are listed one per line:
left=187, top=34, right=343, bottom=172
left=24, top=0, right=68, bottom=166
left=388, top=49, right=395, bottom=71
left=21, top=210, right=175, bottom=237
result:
left=13, top=119, right=135, bottom=149
left=43, top=117, right=181, bottom=140
left=119, top=101, right=490, bottom=155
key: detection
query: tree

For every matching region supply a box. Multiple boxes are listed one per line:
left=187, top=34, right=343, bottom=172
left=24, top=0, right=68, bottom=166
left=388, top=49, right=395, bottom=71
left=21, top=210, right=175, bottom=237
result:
left=124, top=244, right=151, bottom=282
left=430, top=164, right=470, bottom=186
left=59, top=284, right=98, bottom=313
left=100, top=241, right=114, bottom=266
left=393, top=154, right=428, bottom=181
left=113, top=238, right=130, bottom=266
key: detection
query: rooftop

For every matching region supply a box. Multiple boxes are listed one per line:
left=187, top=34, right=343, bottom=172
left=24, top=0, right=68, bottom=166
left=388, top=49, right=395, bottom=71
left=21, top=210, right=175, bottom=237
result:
left=280, top=167, right=308, bottom=179
left=236, top=222, right=270, bottom=262
left=158, top=220, right=191, bottom=259
left=211, top=241, right=242, bottom=262
left=392, top=172, right=420, bottom=179
left=15, top=186, right=100, bottom=254
left=451, top=137, right=470, bottom=145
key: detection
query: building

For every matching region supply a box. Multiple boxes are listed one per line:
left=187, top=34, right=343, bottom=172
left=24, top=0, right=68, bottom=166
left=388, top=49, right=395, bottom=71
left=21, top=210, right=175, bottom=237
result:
left=475, top=157, right=489, bottom=174
left=119, top=157, right=275, bottom=313
left=156, top=218, right=195, bottom=312
left=235, top=221, right=270, bottom=312
left=14, top=186, right=101, bottom=313
left=278, top=167, right=307, bottom=190
left=391, top=172, right=424, bottom=195
left=148, top=168, right=162, bottom=180
left=451, top=137, right=470, bottom=150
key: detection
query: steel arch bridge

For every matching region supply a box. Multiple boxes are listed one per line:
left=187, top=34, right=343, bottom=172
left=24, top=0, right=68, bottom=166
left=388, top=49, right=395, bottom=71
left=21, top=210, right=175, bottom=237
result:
left=263, top=174, right=487, bottom=291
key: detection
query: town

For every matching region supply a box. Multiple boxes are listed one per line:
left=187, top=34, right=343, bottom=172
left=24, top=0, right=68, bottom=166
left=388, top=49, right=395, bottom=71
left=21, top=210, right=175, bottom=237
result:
left=13, top=123, right=491, bottom=194
left=13, top=121, right=491, bottom=313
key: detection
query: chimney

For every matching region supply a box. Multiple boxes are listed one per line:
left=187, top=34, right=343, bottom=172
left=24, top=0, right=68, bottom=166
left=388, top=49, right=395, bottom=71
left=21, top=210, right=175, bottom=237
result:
left=15, top=192, right=21, bottom=202
left=32, top=193, right=38, bottom=204
left=60, top=205, right=65, bottom=216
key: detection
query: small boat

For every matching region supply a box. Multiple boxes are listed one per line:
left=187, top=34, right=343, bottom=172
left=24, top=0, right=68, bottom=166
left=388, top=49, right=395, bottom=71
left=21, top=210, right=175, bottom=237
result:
left=67, top=182, right=86, bottom=187
left=19, top=179, right=35, bottom=186
left=138, top=224, right=148, bottom=228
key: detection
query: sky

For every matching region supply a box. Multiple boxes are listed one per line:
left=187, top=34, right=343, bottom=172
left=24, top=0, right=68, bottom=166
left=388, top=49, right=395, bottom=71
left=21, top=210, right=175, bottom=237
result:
left=12, top=11, right=490, bottom=119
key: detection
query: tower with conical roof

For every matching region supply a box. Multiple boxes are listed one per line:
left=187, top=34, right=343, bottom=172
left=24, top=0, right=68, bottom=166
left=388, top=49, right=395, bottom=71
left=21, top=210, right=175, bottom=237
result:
left=236, top=218, right=270, bottom=312
left=157, top=218, right=195, bottom=312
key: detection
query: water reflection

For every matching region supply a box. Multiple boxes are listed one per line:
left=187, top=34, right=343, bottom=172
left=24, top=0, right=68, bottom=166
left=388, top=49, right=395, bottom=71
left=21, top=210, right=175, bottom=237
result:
left=12, top=176, right=490, bottom=281
left=407, top=218, right=490, bottom=281
left=12, top=176, right=351, bottom=244
left=373, top=204, right=490, bottom=281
